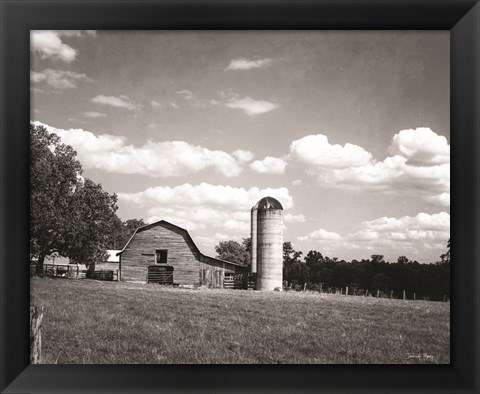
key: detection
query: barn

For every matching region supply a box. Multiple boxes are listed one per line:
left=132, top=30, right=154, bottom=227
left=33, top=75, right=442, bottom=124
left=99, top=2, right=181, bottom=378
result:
left=116, top=220, right=247, bottom=286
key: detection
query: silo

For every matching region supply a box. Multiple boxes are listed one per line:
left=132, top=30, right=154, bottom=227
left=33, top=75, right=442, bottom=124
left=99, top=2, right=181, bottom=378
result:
left=250, top=203, right=259, bottom=273
left=255, top=196, right=283, bottom=291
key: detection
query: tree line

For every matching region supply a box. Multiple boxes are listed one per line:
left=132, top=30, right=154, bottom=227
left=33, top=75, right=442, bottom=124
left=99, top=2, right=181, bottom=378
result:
left=215, top=239, right=450, bottom=300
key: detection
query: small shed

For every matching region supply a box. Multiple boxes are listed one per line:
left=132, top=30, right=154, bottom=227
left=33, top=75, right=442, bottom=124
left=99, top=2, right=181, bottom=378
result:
left=116, top=220, right=247, bottom=286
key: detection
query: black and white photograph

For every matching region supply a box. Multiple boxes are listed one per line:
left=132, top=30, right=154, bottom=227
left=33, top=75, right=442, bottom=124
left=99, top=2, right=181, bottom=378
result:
left=29, top=30, right=450, bottom=364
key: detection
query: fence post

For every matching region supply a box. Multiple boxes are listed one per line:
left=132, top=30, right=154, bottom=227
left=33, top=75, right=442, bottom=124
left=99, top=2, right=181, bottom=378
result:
left=303, top=283, right=307, bottom=292
left=346, top=286, right=348, bottom=296
left=414, top=292, right=416, bottom=301
left=319, top=284, right=322, bottom=294
left=390, top=290, right=393, bottom=299
left=30, top=305, right=44, bottom=364
left=403, top=290, right=406, bottom=300
left=443, top=294, right=447, bottom=302
left=376, top=290, right=379, bottom=298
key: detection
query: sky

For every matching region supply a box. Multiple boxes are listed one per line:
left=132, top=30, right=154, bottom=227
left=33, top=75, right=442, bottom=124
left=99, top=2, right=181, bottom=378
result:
left=30, top=30, right=450, bottom=263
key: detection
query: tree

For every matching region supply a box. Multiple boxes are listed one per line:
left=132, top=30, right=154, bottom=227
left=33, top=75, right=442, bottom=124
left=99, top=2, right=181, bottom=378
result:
left=371, top=254, right=385, bottom=264
left=67, top=179, right=119, bottom=277
left=30, top=124, right=82, bottom=275
left=242, top=237, right=252, bottom=254
left=304, top=250, right=324, bottom=283
left=283, top=241, right=303, bottom=263
left=30, top=123, right=118, bottom=276
left=122, top=219, right=146, bottom=246
left=440, top=239, right=450, bottom=265
left=215, top=240, right=249, bottom=265
left=105, top=218, right=146, bottom=250
left=283, top=242, right=308, bottom=285
left=397, top=256, right=410, bottom=265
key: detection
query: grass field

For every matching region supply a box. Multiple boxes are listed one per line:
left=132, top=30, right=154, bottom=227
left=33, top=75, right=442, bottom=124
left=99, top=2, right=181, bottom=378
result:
left=30, top=278, right=450, bottom=364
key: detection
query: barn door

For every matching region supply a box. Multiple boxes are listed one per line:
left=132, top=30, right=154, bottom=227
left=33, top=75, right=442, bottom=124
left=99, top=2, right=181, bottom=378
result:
left=147, top=265, right=174, bottom=284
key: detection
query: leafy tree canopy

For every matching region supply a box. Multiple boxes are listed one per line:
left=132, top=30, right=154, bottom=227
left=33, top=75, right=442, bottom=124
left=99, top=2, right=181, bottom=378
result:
left=215, top=240, right=250, bottom=266
left=440, top=239, right=450, bottom=265
left=105, top=218, right=146, bottom=250
left=30, top=123, right=119, bottom=275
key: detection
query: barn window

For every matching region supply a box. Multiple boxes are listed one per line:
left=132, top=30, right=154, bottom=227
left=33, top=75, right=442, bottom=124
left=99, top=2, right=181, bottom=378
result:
left=155, top=249, right=168, bottom=264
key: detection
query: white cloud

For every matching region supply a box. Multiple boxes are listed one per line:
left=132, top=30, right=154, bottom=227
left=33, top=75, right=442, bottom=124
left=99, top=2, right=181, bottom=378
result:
left=292, top=179, right=303, bottom=186
left=345, top=212, right=450, bottom=256
left=232, top=149, right=254, bottom=163
left=30, top=30, right=95, bottom=63
left=359, top=211, right=450, bottom=234
left=225, top=97, right=279, bottom=116
left=30, top=69, right=92, bottom=90
left=390, top=127, right=450, bottom=166
left=290, top=134, right=372, bottom=169
left=118, top=182, right=293, bottom=210
left=288, top=128, right=450, bottom=207
left=150, top=100, right=162, bottom=107
left=146, top=214, right=205, bottom=232
left=51, top=30, right=96, bottom=38
left=284, top=214, right=306, bottom=223
left=32, top=122, right=252, bottom=178
left=83, top=111, right=106, bottom=118
left=147, top=208, right=252, bottom=234
left=298, top=228, right=343, bottom=242
left=424, top=193, right=450, bottom=206
left=91, top=95, right=137, bottom=110
left=30, top=72, right=45, bottom=83
left=250, top=156, right=287, bottom=174
left=195, top=233, right=246, bottom=255
left=297, top=211, right=449, bottom=262
left=321, top=154, right=450, bottom=206
left=121, top=183, right=295, bottom=240
left=225, top=58, right=273, bottom=71
left=160, top=90, right=277, bottom=116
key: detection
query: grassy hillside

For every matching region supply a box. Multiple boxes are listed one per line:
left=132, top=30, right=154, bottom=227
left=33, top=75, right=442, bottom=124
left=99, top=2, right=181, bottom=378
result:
left=30, top=278, right=450, bottom=364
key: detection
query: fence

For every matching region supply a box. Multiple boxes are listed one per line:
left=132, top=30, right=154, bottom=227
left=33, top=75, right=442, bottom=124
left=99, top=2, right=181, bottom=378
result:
left=31, top=263, right=119, bottom=282
left=93, top=270, right=118, bottom=281
left=224, top=273, right=256, bottom=290
left=30, top=305, right=44, bottom=364
left=284, top=282, right=449, bottom=302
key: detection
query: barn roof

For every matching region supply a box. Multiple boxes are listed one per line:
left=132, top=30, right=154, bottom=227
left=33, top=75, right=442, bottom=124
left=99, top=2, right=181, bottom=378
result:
left=116, top=220, right=246, bottom=267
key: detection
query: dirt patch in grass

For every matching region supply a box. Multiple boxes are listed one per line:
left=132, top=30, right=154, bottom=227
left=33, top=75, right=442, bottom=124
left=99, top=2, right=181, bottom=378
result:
left=30, top=278, right=450, bottom=364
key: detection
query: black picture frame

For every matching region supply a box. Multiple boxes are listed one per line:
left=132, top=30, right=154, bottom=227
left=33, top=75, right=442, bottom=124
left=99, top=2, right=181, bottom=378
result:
left=1, top=1, right=478, bottom=393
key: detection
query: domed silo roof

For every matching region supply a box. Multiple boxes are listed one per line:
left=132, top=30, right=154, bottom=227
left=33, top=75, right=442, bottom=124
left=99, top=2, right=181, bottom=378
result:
left=256, top=196, right=283, bottom=210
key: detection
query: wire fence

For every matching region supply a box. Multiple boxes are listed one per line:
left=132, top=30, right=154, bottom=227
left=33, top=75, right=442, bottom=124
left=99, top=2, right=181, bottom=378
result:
left=284, top=282, right=449, bottom=302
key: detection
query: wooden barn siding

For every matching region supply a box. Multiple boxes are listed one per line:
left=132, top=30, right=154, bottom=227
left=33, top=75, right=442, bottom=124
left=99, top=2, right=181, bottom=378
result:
left=199, top=257, right=248, bottom=287
left=199, top=257, right=228, bottom=288
left=120, top=226, right=201, bottom=285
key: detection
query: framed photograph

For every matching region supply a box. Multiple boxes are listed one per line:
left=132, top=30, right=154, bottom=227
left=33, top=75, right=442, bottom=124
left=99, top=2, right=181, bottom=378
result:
left=1, top=0, right=479, bottom=393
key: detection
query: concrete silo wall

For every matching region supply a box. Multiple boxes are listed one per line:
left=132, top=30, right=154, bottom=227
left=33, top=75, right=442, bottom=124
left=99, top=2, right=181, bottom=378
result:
left=256, top=209, right=283, bottom=290
left=250, top=207, right=258, bottom=273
